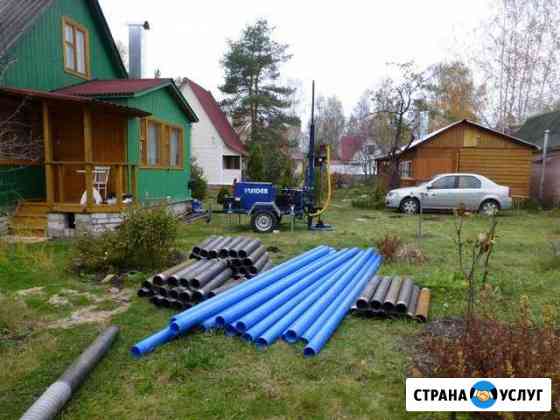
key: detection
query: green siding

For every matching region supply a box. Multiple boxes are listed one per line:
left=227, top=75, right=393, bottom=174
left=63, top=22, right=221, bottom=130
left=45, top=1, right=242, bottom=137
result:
left=113, top=89, right=192, bottom=204
left=0, top=166, right=45, bottom=207
left=2, top=0, right=123, bottom=90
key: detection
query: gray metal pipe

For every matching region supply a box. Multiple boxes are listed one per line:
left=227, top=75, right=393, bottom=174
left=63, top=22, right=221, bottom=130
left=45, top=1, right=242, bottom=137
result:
left=383, top=276, right=402, bottom=311
left=141, top=279, right=154, bottom=290
left=150, top=295, right=165, bottom=306
left=193, top=268, right=234, bottom=302
left=208, top=237, right=232, bottom=259
left=207, top=279, right=244, bottom=298
left=262, top=261, right=273, bottom=272
left=153, top=260, right=193, bottom=285
left=157, top=286, right=169, bottom=297
left=406, top=285, right=420, bottom=319
left=178, top=287, right=193, bottom=302
left=137, top=287, right=154, bottom=298
left=243, top=245, right=266, bottom=266
left=356, top=275, right=381, bottom=310
left=396, top=277, right=414, bottom=313
left=221, top=237, right=245, bottom=258
left=238, top=239, right=262, bottom=259
left=177, top=260, right=214, bottom=287
left=218, top=237, right=237, bottom=258
left=189, top=260, right=228, bottom=289
left=199, top=236, right=224, bottom=257
left=192, top=235, right=218, bottom=255
left=249, top=253, right=269, bottom=275
left=371, top=276, right=392, bottom=310
left=169, top=260, right=208, bottom=285
left=20, top=326, right=119, bottom=420
left=228, top=237, right=251, bottom=258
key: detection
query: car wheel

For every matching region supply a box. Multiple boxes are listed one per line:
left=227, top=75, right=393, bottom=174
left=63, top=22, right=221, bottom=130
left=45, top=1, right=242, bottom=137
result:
left=250, top=210, right=277, bottom=233
left=400, top=198, right=419, bottom=215
left=479, top=200, right=500, bottom=216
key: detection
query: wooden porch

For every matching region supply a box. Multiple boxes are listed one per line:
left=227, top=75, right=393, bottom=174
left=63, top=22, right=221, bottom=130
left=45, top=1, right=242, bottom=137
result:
left=41, top=100, right=137, bottom=213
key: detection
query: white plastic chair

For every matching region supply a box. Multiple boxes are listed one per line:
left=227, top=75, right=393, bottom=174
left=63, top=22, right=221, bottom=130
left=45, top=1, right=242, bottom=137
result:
left=93, top=166, right=111, bottom=200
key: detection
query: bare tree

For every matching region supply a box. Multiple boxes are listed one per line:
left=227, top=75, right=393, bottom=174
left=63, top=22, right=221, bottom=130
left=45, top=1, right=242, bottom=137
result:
left=314, top=95, right=345, bottom=157
left=370, top=62, right=427, bottom=189
left=477, top=0, right=560, bottom=131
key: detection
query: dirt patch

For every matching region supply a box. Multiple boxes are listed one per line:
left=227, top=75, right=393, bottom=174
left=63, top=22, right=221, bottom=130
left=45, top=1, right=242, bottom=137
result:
left=16, top=287, right=45, bottom=297
left=47, top=294, right=70, bottom=306
left=47, top=304, right=130, bottom=329
left=355, top=218, right=367, bottom=223
left=404, top=317, right=465, bottom=377
left=47, top=288, right=133, bottom=329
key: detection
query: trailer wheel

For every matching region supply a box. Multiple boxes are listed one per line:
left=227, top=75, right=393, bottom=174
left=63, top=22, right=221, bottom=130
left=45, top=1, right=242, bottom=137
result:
left=251, top=210, right=277, bottom=233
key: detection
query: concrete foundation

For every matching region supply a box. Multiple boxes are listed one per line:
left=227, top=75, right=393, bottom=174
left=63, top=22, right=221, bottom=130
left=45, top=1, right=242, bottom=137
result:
left=47, top=200, right=191, bottom=238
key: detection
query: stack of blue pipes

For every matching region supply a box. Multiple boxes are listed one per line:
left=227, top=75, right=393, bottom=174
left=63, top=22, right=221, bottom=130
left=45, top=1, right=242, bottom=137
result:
left=131, top=246, right=383, bottom=358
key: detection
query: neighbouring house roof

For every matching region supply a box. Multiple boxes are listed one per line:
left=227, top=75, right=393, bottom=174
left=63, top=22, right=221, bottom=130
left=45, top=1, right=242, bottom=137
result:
left=181, top=78, right=247, bottom=156
left=56, top=78, right=198, bottom=122
left=0, top=0, right=128, bottom=78
left=516, top=110, right=560, bottom=152
left=0, top=86, right=150, bottom=116
left=376, top=119, right=539, bottom=160
left=339, top=135, right=365, bottom=162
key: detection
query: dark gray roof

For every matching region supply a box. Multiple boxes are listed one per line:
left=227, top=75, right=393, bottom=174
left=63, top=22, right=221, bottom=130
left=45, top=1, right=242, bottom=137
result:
left=516, top=111, right=560, bottom=151
left=0, top=0, right=53, bottom=57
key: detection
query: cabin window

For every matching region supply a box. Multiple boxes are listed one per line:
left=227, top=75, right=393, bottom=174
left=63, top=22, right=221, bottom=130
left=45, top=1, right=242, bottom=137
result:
left=147, top=121, right=160, bottom=166
left=399, top=160, right=412, bottom=178
left=62, top=17, right=90, bottom=78
left=141, top=119, right=184, bottom=168
left=223, top=155, right=241, bottom=170
left=169, top=128, right=182, bottom=167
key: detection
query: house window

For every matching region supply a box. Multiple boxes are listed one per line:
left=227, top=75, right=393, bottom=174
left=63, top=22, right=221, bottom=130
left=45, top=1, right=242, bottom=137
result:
left=223, top=155, right=241, bottom=170
left=63, top=17, right=90, bottom=78
left=399, top=160, right=412, bottom=178
left=140, top=119, right=184, bottom=168
left=147, top=121, right=160, bottom=165
left=169, top=128, right=182, bottom=167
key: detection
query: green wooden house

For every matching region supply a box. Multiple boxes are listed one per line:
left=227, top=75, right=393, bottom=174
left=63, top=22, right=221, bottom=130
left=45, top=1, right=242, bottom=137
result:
left=0, top=0, right=198, bottom=237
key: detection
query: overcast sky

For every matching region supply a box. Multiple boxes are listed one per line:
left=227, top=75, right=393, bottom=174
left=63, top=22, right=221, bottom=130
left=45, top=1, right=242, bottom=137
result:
left=99, top=0, right=490, bottom=117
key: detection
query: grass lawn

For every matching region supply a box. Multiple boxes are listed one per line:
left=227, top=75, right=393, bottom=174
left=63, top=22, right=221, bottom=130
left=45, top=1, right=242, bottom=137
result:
left=1, top=192, right=559, bottom=419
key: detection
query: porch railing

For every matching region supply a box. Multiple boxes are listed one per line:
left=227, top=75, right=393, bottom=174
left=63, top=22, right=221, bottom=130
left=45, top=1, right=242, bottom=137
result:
left=47, top=161, right=137, bottom=212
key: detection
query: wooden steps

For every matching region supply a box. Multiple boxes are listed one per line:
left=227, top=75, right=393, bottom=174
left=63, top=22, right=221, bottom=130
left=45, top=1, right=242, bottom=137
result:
left=9, top=202, right=49, bottom=237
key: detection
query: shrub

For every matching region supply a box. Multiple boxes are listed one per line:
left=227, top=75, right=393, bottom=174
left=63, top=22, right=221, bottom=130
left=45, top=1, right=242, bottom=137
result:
left=351, top=186, right=386, bottom=210
left=70, top=205, right=178, bottom=274
left=216, top=186, right=231, bottom=205
left=424, top=295, right=560, bottom=417
left=375, top=234, right=402, bottom=262
left=190, top=158, right=208, bottom=201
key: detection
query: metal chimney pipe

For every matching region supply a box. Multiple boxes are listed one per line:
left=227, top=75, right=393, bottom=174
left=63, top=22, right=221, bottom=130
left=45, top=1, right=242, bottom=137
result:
left=539, top=129, right=550, bottom=203
left=128, top=21, right=150, bottom=79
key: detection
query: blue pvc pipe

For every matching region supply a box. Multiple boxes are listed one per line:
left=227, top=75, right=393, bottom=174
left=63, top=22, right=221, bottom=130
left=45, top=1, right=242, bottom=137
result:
left=168, top=246, right=332, bottom=335
left=303, top=254, right=383, bottom=357
left=243, top=251, right=367, bottom=345
left=131, top=246, right=330, bottom=357
left=282, top=250, right=375, bottom=344
left=130, top=327, right=177, bottom=358
left=233, top=248, right=359, bottom=333
left=215, top=249, right=359, bottom=328
left=170, top=246, right=330, bottom=324
left=300, top=254, right=381, bottom=345
left=200, top=316, right=217, bottom=331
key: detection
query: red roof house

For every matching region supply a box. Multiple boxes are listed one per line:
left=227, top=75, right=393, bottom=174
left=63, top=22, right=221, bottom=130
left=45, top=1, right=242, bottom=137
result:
left=179, top=78, right=247, bottom=186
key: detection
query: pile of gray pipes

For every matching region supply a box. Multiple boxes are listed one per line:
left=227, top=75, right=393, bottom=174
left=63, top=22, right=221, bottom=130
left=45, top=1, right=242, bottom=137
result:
left=137, top=236, right=273, bottom=310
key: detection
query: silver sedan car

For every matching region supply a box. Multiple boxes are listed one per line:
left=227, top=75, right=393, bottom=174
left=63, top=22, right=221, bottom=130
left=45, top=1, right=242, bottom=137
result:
left=385, top=173, right=512, bottom=215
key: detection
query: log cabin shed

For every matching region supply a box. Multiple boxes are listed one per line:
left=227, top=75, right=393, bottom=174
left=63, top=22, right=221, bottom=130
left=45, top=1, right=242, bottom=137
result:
left=376, top=119, right=539, bottom=198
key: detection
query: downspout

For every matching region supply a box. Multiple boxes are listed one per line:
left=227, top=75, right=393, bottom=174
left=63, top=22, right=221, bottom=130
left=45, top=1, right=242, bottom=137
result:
left=539, top=129, right=550, bottom=203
